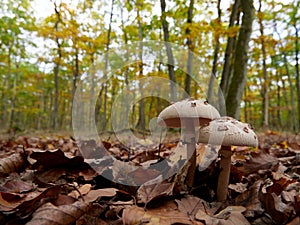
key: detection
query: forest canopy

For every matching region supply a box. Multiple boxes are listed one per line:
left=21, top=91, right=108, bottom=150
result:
left=0, top=0, right=299, bottom=133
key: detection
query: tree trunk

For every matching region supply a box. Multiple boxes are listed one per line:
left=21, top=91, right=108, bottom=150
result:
left=102, top=0, right=114, bottom=130
left=225, top=0, right=254, bottom=119
left=160, top=0, right=177, bottom=101
left=184, top=0, right=194, bottom=97
left=208, top=0, right=221, bottom=104
left=258, top=0, right=269, bottom=129
left=53, top=3, right=62, bottom=130
left=136, top=2, right=146, bottom=131
left=293, top=11, right=300, bottom=131
left=219, top=0, right=240, bottom=98
left=274, top=26, right=298, bottom=131
left=275, top=66, right=282, bottom=129
left=120, top=4, right=130, bottom=129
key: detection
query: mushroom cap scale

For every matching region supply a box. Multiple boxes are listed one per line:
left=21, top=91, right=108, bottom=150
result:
left=198, top=116, right=258, bottom=147
left=157, top=99, right=221, bottom=128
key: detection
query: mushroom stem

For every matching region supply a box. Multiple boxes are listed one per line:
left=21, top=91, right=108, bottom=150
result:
left=184, top=121, right=196, bottom=188
left=216, top=145, right=232, bottom=201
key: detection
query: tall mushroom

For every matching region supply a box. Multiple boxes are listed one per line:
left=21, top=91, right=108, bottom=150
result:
left=198, top=116, right=258, bottom=201
left=157, top=98, right=220, bottom=188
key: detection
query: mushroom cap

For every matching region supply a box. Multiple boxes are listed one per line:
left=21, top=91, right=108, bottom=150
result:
left=198, top=116, right=258, bottom=147
left=157, top=98, right=220, bottom=128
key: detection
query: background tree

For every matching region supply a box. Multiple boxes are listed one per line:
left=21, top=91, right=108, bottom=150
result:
left=226, top=0, right=254, bottom=119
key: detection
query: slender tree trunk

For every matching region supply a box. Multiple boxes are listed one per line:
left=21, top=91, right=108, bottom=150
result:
left=136, top=2, right=146, bottom=130
left=219, top=0, right=240, bottom=98
left=102, top=0, right=114, bottom=130
left=274, top=26, right=298, bottom=131
left=275, top=66, right=282, bottom=128
left=9, top=68, right=17, bottom=128
left=258, top=0, right=269, bottom=129
left=160, top=0, right=177, bottom=101
left=4, top=47, right=12, bottom=129
left=184, top=0, right=194, bottom=97
left=226, top=0, right=254, bottom=119
left=293, top=18, right=300, bottom=131
left=53, top=3, right=62, bottom=130
left=121, top=4, right=130, bottom=130
left=208, top=0, right=221, bottom=104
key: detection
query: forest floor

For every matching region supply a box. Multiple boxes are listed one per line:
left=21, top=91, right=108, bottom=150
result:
left=0, top=130, right=299, bottom=225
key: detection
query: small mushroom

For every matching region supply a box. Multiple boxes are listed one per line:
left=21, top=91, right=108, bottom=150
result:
left=157, top=98, right=220, bottom=188
left=198, top=116, right=258, bottom=201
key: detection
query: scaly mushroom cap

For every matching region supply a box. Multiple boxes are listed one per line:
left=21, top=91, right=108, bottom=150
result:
left=157, top=98, right=220, bottom=128
left=198, top=116, right=258, bottom=147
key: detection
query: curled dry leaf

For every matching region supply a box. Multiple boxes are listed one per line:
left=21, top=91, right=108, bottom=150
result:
left=26, top=201, right=89, bottom=225
left=259, top=191, right=294, bottom=224
left=28, top=149, right=84, bottom=170
left=83, top=188, right=118, bottom=203
left=122, top=204, right=203, bottom=225
left=195, top=205, right=250, bottom=225
left=0, top=153, right=26, bottom=175
left=175, top=195, right=204, bottom=219
left=137, top=180, right=174, bottom=205
left=0, top=176, right=35, bottom=193
left=68, top=184, right=92, bottom=199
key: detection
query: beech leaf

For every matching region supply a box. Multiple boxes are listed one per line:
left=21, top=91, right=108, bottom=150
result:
left=26, top=201, right=89, bottom=225
left=137, top=180, right=174, bottom=205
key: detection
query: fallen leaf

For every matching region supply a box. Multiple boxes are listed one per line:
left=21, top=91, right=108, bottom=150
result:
left=195, top=205, right=250, bottom=225
left=175, top=195, right=204, bottom=219
left=259, top=187, right=294, bottom=224
left=137, top=180, right=174, bottom=205
left=68, top=184, right=92, bottom=199
left=0, top=175, right=35, bottom=193
left=29, top=149, right=84, bottom=170
left=0, top=153, right=26, bottom=175
left=26, top=201, right=89, bottom=225
left=122, top=204, right=202, bottom=225
left=83, top=188, right=118, bottom=203
left=76, top=203, right=106, bottom=225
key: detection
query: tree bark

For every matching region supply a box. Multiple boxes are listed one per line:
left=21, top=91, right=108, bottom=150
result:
left=160, top=0, right=177, bottom=101
left=219, top=0, right=240, bottom=98
left=208, top=0, right=221, bottom=104
left=274, top=25, right=298, bottom=131
left=293, top=5, right=300, bottom=131
left=184, top=0, right=194, bottom=97
left=225, top=0, right=254, bottom=119
left=258, top=0, right=269, bottom=129
left=136, top=1, right=146, bottom=130
left=53, top=3, right=62, bottom=130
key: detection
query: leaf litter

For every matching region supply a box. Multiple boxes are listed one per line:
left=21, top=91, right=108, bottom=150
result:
left=0, top=132, right=299, bottom=224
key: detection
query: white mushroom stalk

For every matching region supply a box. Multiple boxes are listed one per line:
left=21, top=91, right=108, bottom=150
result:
left=198, top=116, right=258, bottom=201
left=157, top=98, right=220, bottom=188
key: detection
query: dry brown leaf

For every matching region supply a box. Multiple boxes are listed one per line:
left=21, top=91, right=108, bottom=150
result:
left=0, top=192, right=23, bottom=211
left=83, top=188, right=118, bottom=203
left=76, top=203, right=107, bottom=225
left=122, top=205, right=203, bottom=225
left=259, top=191, right=294, bottom=224
left=26, top=201, right=89, bottom=225
left=137, top=180, right=174, bottom=205
left=14, top=185, right=63, bottom=218
left=28, top=149, right=84, bottom=170
left=195, top=206, right=250, bottom=225
left=68, top=184, right=92, bottom=199
left=0, top=153, right=26, bottom=175
left=233, top=180, right=264, bottom=217
left=175, top=195, right=204, bottom=219
left=0, top=175, right=35, bottom=193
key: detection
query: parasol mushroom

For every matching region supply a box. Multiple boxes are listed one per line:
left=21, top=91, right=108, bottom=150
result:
left=198, top=116, right=258, bottom=201
left=157, top=98, right=220, bottom=188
